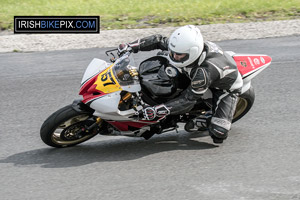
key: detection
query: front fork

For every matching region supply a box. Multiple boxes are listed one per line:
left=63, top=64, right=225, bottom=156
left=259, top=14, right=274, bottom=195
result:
left=71, top=99, right=102, bottom=138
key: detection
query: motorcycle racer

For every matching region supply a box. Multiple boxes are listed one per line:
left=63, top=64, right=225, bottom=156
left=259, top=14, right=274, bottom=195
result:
left=118, top=25, right=243, bottom=144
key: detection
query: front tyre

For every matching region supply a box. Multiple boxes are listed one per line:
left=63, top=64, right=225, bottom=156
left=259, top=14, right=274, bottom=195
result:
left=40, top=105, right=99, bottom=148
left=232, top=86, right=255, bottom=123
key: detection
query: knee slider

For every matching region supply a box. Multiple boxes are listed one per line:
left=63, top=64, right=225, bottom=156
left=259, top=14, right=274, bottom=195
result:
left=209, top=124, right=228, bottom=139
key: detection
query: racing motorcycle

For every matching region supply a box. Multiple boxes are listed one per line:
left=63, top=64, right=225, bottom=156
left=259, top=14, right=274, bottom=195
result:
left=40, top=49, right=272, bottom=147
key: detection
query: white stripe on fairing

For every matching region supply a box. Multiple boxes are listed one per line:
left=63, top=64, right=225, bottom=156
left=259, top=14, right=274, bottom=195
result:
left=81, top=72, right=98, bottom=86
left=242, top=63, right=270, bottom=78
left=85, top=95, right=104, bottom=104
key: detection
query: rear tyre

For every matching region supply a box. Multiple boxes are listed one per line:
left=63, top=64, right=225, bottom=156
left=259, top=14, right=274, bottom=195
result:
left=40, top=105, right=99, bottom=148
left=232, top=86, right=255, bottom=123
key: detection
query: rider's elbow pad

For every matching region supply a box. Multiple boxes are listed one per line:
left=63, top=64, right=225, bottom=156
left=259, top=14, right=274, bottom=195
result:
left=190, top=68, right=210, bottom=95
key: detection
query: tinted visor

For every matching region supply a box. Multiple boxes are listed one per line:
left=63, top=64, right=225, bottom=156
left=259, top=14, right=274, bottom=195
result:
left=169, top=50, right=189, bottom=63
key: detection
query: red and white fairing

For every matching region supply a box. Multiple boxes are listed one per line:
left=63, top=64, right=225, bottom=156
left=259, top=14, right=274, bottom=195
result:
left=79, top=58, right=141, bottom=114
left=226, top=52, right=272, bottom=93
left=234, top=54, right=272, bottom=79
left=79, top=57, right=154, bottom=135
left=79, top=59, right=109, bottom=104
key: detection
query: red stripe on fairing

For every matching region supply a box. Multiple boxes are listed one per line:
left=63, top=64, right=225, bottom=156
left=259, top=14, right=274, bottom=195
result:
left=108, top=121, right=157, bottom=131
left=79, top=67, right=109, bottom=96
left=79, top=72, right=108, bottom=104
left=79, top=74, right=99, bottom=95
left=81, top=84, right=108, bottom=104
left=108, top=121, right=129, bottom=131
left=233, top=55, right=272, bottom=76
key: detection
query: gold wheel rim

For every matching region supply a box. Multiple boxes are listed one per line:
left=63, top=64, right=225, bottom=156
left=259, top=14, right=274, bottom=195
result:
left=233, top=98, right=248, bottom=120
left=51, top=114, right=97, bottom=146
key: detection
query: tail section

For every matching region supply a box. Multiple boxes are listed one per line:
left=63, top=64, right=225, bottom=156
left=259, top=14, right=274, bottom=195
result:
left=233, top=54, right=272, bottom=80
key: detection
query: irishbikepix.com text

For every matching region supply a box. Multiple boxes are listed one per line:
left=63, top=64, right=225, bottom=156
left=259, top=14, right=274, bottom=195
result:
left=14, top=16, right=100, bottom=34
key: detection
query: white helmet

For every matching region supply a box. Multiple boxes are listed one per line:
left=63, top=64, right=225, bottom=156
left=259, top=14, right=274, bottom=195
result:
left=168, top=25, right=204, bottom=68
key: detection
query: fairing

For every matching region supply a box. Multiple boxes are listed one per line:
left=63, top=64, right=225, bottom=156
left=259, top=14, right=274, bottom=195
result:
left=79, top=54, right=142, bottom=122
left=233, top=54, right=272, bottom=79
left=232, top=53, right=272, bottom=93
left=79, top=59, right=109, bottom=104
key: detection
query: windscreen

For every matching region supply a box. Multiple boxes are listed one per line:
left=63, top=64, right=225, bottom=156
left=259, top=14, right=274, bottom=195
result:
left=112, top=54, right=139, bottom=86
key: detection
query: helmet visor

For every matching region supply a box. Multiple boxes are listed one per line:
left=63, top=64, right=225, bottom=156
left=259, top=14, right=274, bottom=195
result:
left=169, top=50, right=189, bottom=63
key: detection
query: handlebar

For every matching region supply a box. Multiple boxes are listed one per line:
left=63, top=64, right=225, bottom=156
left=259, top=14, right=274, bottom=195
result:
left=105, top=47, right=133, bottom=63
left=105, top=48, right=118, bottom=63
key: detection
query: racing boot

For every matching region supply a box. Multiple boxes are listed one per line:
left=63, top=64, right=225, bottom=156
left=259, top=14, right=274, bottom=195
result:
left=208, top=124, right=228, bottom=144
left=184, top=111, right=212, bottom=132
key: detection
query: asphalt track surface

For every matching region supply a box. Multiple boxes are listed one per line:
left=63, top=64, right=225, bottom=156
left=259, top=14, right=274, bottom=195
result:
left=0, top=36, right=299, bottom=200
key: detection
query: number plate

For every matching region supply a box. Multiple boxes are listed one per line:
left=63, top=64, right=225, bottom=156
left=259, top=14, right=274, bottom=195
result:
left=95, top=65, right=122, bottom=93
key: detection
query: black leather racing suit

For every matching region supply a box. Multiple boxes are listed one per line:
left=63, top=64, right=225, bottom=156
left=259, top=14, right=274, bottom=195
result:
left=129, top=35, right=243, bottom=140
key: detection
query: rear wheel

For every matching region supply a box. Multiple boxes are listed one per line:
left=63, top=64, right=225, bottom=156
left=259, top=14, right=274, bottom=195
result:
left=40, top=105, right=101, bottom=148
left=232, top=86, right=255, bottom=123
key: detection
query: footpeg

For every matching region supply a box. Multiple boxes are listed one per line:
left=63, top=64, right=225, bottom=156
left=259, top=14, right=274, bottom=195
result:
left=184, top=112, right=212, bottom=132
left=184, top=120, right=198, bottom=132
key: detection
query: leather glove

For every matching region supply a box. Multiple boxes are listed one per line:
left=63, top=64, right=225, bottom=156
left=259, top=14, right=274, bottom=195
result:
left=141, top=105, right=170, bottom=121
left=117, top=43, right=132, bottom=56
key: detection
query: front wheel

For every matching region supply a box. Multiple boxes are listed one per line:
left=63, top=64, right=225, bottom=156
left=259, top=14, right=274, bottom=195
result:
left=232, top=86, right=255, bottom=123
left=40, top=105, right=100, bottom=148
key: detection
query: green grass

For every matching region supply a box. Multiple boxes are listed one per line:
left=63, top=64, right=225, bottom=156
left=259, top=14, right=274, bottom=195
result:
left=0, top=0, right=299, bottom=30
